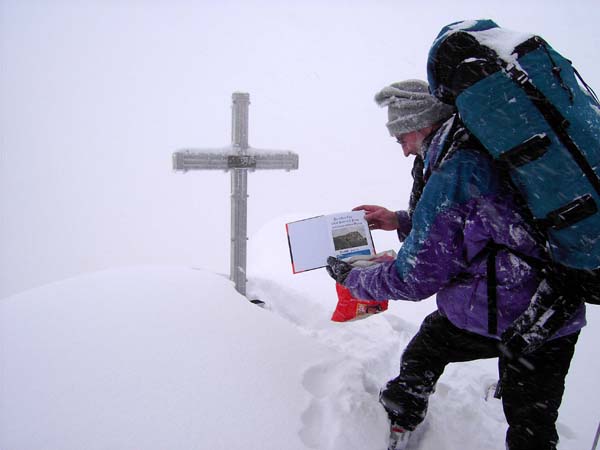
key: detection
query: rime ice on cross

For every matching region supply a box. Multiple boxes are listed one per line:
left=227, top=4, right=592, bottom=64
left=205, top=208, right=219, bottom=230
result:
left=173, top=92, right=299, bottom=296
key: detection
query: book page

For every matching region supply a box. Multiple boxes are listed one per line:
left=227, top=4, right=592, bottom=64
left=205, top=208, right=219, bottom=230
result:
left=286, top=216, right=332, bottom=273
left=286, top=211, right=374, bottom=273
left=326, top=211, right=374, bottom=260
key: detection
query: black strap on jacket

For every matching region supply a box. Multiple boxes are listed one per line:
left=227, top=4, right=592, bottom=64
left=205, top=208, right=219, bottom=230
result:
left=484, top=242, right=549, bottom=337
left=486, top=244, right=499, bottom=335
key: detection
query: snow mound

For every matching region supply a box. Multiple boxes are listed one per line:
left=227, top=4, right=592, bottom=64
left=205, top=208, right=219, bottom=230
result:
left=0, top=266, right=335, bottom=450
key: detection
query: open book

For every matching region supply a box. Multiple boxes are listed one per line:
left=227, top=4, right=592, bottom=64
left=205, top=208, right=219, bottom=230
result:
left=286, top=211, right=375, bottom=274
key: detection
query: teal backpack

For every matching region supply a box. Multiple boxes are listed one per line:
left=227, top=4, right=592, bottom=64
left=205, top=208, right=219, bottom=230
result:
left=427, top=20, right=600, bottom=373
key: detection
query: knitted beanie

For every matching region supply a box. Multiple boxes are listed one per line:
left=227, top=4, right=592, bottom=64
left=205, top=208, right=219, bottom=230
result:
left=375, top=79, right=456, bottom=136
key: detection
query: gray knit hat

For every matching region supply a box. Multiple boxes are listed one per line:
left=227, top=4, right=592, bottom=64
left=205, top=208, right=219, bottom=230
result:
left=375, top=79, right=456, bottom=136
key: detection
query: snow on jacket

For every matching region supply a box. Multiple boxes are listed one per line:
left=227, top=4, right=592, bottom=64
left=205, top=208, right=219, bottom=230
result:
left=344, top=117, right=586, bottom=339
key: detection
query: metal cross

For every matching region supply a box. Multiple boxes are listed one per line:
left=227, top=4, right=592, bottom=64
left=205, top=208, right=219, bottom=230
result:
left=173, top=92, right=299, bottom=296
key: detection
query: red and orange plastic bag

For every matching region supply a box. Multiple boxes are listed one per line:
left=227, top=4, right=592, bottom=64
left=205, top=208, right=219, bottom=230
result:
left=331, top=283, right=389, bottom=322
left=330, top=250, right=396, bottom=322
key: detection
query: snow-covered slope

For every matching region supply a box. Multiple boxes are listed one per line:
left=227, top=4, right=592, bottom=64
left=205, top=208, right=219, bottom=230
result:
left=2, top=217, right=597, bottom=450
left=0, top=267, right=338, bottom=450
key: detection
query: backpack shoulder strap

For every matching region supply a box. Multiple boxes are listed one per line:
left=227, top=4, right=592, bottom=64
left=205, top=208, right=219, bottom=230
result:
left=432, top=114, right=489, bottom=170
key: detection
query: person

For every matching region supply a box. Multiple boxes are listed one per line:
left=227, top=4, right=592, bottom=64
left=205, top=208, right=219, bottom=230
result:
left=326, top=79, right=585, bottom=450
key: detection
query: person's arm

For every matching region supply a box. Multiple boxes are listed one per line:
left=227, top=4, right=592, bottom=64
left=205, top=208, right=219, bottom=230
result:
left=344, top=152, right=489, bottom=301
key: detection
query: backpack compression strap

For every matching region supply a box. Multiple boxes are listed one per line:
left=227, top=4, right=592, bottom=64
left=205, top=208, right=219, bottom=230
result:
left=501, top=38, right=600, bottom=229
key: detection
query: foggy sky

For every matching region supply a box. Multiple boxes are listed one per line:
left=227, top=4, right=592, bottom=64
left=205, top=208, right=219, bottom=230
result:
left=2, top=0, right=599, bottom=298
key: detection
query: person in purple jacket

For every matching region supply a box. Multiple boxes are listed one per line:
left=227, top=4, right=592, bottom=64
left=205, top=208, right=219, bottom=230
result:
left=326, top=79, right=585, bottom=450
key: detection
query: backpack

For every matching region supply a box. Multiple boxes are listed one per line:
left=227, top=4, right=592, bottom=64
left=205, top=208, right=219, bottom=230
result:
left=426, top=20, right=600, bottom=365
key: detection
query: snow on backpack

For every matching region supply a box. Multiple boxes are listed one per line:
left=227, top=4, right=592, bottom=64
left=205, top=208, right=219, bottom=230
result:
left=427, top=20, right=600, bottom=362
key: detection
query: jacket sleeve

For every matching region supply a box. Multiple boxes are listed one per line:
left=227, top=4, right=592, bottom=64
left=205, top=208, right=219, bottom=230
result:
left=395, top=210, right=412, bottom=241
left=344, top=150, right=497, bottom=301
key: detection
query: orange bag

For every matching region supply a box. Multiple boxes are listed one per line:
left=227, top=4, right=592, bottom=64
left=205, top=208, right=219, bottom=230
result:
left=331, top=283, right=388, bottom=322
left=329, top=250, right=395, bottom=322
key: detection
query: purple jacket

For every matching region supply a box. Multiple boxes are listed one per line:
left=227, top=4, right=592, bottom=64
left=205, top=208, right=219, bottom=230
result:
left=344, top=119, right=586, bottom=339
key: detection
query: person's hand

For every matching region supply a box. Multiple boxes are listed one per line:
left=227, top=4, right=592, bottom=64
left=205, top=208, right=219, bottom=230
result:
left=353, top=205, right=399, bottom=231
left=326, top=256, right=353, bottom=285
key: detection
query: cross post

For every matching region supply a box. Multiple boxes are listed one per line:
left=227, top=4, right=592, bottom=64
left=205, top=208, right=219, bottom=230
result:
left=173, top=92, right=299, bottom=296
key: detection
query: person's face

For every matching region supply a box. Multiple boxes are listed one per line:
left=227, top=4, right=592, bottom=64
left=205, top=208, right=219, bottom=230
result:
left=395, top=129, right=429, bottom=157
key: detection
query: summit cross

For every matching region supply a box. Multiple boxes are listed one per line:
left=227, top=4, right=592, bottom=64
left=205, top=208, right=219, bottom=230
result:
left=173, top=92, right=299, bottom=296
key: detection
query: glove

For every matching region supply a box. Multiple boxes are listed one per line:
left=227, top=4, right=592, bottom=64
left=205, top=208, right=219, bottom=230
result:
left=326, top=256, right=353, bottom=285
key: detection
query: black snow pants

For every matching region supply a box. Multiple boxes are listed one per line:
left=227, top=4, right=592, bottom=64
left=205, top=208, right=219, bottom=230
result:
left=379, top=311, right=579, bottom=450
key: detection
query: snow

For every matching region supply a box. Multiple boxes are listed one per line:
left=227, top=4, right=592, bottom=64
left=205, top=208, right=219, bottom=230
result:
left=434, top=22, right=534, bottom=73
left=1, top=215, right=598, bottom=450
left=440, top=20, right=534, bottom=62
left=0, top=266, right=335, bottom=450
left=473, top=28, right=534, bottom=64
